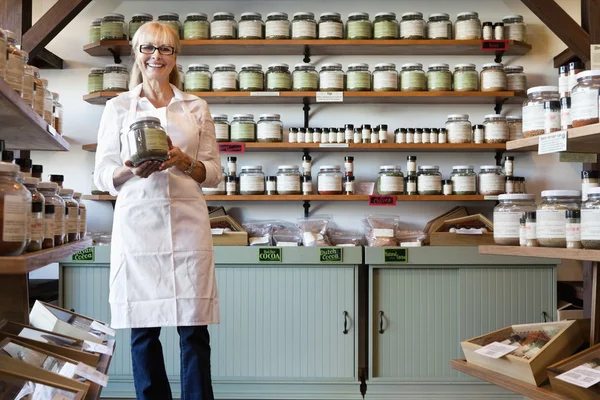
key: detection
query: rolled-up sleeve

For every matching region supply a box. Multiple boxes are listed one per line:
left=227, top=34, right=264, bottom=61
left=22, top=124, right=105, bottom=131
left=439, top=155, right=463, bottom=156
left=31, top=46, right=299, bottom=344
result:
left=195, top=100, right=221, bottom=188
left=94, top=100, right=123, bottom=196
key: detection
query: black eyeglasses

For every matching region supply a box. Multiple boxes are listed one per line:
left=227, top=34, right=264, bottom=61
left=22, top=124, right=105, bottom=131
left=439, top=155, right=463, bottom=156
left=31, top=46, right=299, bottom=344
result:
left=139, top=44, right=176, bottom=55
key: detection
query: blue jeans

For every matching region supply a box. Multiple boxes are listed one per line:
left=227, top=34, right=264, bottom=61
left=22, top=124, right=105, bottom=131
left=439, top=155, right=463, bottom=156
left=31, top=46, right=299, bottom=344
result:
left=130, top=326, right=215, bottom=400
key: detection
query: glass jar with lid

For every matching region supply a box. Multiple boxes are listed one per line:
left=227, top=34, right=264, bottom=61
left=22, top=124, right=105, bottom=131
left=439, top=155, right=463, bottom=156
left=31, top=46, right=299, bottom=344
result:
left=87, top=67, right=104, bottom=93
left=185, top=64, right=211, bottom=92
left=377, top=166, right=404, bottom=195
left=157, top=13, right=182, bottom=38
left=455, top=12, right=482, bottom=40
left=177, top=64, right=184, bottom=91
left=319, top=63, right=344, bottom=91
left=183, top=13, right=209, bottom=40
left=582, top=171, right=599, bottom=201
left=505, top=66, right=527, bottom=92
left=103, top=64, right=128, bottom=91
left=52, top=92, right=63, bottom=134
left=478, top=166, right=505, bottom=195
left=481, top=63, right=507, bottom=92
left=537, top=190, right=581, bottom=248
left=38, top=182, right=65, bottom=247
left=292, top=63, right=318, bottom=91
left=32, top=67, right=43, bottom=118
left=346, top=63, right=371, bottom=91
left=240, top=166, right=265, bottom=195
left=400, top=12, right=425, bottom=39
left=400, top=63, right=426, bottom=91
left=427, top=64, right=451, bottom=91
left=41, top=79, right=53, bottom=125
left=239, top=64, right=264, bottom=91
left=502, top=15, right=527, bottom=42
left=266, top=63, right=291, bottom=91
left=571, top=70, right=600, bottom=127
left=276, top=165, right=302, bottom=194
left=89, top=18, right=102, bottom=43
left=0, top=162, right=30, bottom=256
left=266, top=12, right=290, bottom=39
left=507, top=116, right=523, bottom=141
left=203, top=167, right=227, bottom=196
left=453, top=64, right=478, bottom=92
left=130, top=13, right=153, bottom=39
left=211, top=12, right=237, bottom=39
left=446, top=114, right=472, bottom=143
left=450, top=165, right=477, bottom=195
left=23, top=177, right=44, bottom=252
left=374, top=12, right=399, bottom=39
left=483, top=114, right=509, bottom=143
left=582, top=187, right=600, bottom=249
left=292, top=12, right=317, bottom=39
left=213, top=114, right=229, bottom=142
left=73, top=192, right=86, bottom=240
left=212, top=64, right=238, bottom=91
left=318, top=12, right=343, bottom=39
left=59, top=188, right=79, bottom=243
left=126, top=117, right=169, bottom=166
left=101, top=13, right=127, bottom=40
left=257, top=114, right=283, bottom=142
left=22, top=65, right=35, bottom=108
left=318, top=166, right=343, bottom=195
left=346, top=12, right=372, bottom=40
left=523, top=86, right=559, bottom=137
left=417, top=166, right=442, bottom=195
left=372, top=63, right=398, bottom=92
left=427, top=13, right=452, bottom=39
left=230, top=114, right=256, bottom=142
left=493, top=194, right=537, bottom=245
left=4, top=30, right=27, bottom=94
left=239, top=12, right=264, bottom=39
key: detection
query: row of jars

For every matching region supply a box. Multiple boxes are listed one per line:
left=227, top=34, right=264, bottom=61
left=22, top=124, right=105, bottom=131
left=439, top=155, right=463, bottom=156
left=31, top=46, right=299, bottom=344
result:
left=444, top=114, right=523, bottom=144
left=88, top=64, right=188, bottom=94
left=90, top=12, right=527, bottom=42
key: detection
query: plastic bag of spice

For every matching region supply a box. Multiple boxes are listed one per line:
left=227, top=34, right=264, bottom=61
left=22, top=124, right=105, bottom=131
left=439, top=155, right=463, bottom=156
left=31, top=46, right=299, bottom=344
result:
left=242, top=220, right=274, bottom=246
left=328, top=229, right=364, bottom=246
left=297, top=215, right=333, bottom=247
left=363, top=214, right=400, bottom=247
left=272, top=220, right=303, bottom=246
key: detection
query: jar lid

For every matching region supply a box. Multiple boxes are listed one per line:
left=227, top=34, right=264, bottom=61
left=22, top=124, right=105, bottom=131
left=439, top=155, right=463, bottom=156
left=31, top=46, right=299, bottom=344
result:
left=212, top=114, right=228, bottom=119
left=482, top=21, right=493, bottom=27
left=348, top=63, right=369, bottom=69
left=505, top=65, right=524, bottom=72
left=38, top=182, right=58, bottom=189
left=484, top=114, right=505, bottom=119
left=452, top=165, right=474, bottom=169
left=457, top=11, right=479, bottom=18
left=498, top=194, right=535, bottom=201
left=214, top=63, right=236, bottom=69
left=241, top=12, right=262, bottom=18
left=294, top=62, right=316, bottom=69
left=320, top=12, right=341, bottom=18
left=268, top=63, right=289, bottom=69
left=480, top=165, right=502, bottom=170
left=454, top=63, right=476, bottom=69
left=227, top=156, right=237, bottom=161
left=566, top=210, right=581, bottom=219
left=344, top=156, right=354, bottom=161
left=348, top=12, right=369, bottom=18
left=527, top=86, right=559, bottom=95
left=569, top=61, right=586, bottom=70
left=241, top=166, right=262, bottom=171
left=278, top=165, right=299, bottom=169
left=259, top=113, right=280, bottom=119
left=447, top=114, right=469, bottom=119
left=482, top=62, right=504, bottom=69
left=582, top=170, right=599, bottom=179
left=588, top=187, right=600, bottom=195
left=419, top=165, right=439, bottom=169
left=233, top=114, right=254, bottom=119
left=402, top=12, right=423, bottom=18
left=506, top=116, right=522, bottom=121
left=241, top=63, right=263, bottom=69
left=104, top=13, right=125, bottom=19
left=429, top=13, right=450, bottom=18
left=92, top=18, right=103, bottom=24
left=133, top=13, right=154, bottom=19
left=320, top=165, right=340, bottom=170
left=375, top=12, right=396, bottom=18
left=561, top=97, right=571, bottom=106
left=188, top=63, right=209, bottom=69
left=90, top=67, right=104, bottom=73
left=374, top=63, right=396, bottom=69
left=0, top=161, right=18, bottom=173
left=321, top=62, right=343, bottom=69
left=186, top=13, right=207, bottom=18
left=380, top=165, right=402, bottom=170
left=428, top=63, right=449, bottom=69
left=293, top=12, right=315, bottom=18
left=267, top=12, right=288, bottom=18
left=401, top=63, right=423, bottom=69
left=575, top=70, right=600, bottom=80
left=132, top=116, right=161, bottom=125
left=23, top=177, right=40, bottom=185
left=213, top=12, right=234, bottom=18
left=502, top=14, right=524, bottom=21
left=494, top=22, right=505, bottom=27
left=59, top=188, right=74, bottom=195
left=474, top=124, right=484, bottom=129
left=541, top=190, right=581, bottom=197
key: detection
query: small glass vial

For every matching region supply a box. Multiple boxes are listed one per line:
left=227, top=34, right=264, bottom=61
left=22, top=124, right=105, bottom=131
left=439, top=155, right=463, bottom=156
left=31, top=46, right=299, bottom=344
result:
left=406, top=156, right=417, bottom=176
left=318, top=12, right=343, bottom=39
left=400, top=63, right=426, bottom=92
left=344, top=156, right=354, bottom=177
left=239, top=12, right=264, bottom=39
left=429, top=128, right=438, bottom=143
left=88, top=67, right=104, bottom=94
left=505, top=176, right=515, bottom=194
left=101, top=13, right=127, bottom=40
left=453, top=64, right=478, bottom=92
left=318, top=166, right=343, bottom=195
left=23, top=177, right=44, bottom=252
left=473, top=124, right=484, bottom=144
left=482, top=22, right=494, bottom=40
left=212, top=64, right=238, bottom=91
left=450, top=165, right=477, bottom=195
left=525, top=211, right=538, bottom=247
left=361, top=125, right=371, bottom=143
left=38, top=182, right=65, bottom=246
left=379, top=124, right=389, bottom=143
left=443, top=180, right=453, bottom=196
left=292, top=12, right=317, bottom=39
left=103, top=64, right=128, bottom=91
left=519, top=217, right=527, bottom=246
left=446, top=114, right=472, bottom=143
left=507, top=116, right=523, bottom=140
left=5, top=30, right=27, bottom=94
left=427, top=64, right=451, bottom=92
left=406, top=176, right=417, bottom=195
left=297, top=128, right=306, bottom=143
left=293, top=63, right=318, bottom=91
left=211, top=12, right=237, bottom=39
left=374, top=12, right=399, bottom=39
left=226, top=157, right=237, bottom=176
left=346, top=63, right=371, bottom=91
left=89, top=18, right=102, bottom=43
left=305, top=128, right=314, bottom=143
left=504, top=156, right=514, bottom=177
left=417, top=166, right=442, bottom=195
left=276, top=165, right=302, bottom=194
left=267, top=63, right=291, bottom=91
left=406, top=128, right=415, bottom=143
left=130, top=13, right=153, bottom=39
left=344, top=176, right=356, bottom=195
left=479, top=165, right=506, bottom=195
left=566, top=210, right=582, bottom=249
left=60, top=188, right=79, bottom=243
left=240, top=166, right=265, bottom=195
left=582, top=171, right=599, bottom=201
left=483, top=114, right=509, bottom=143
left=438, top=128, right=448, bottom=143
left=400, top=12, right=425, bottom=39
left=353, top=128, right=361, bottom=144
left=481, top=63, right=507, bottom=92
left=427, top=13, right=452, bottom=39
left=302, top=175, right=313, bottom=195
left=395, top=128, right=406, bottom=144
left=302, top=155, right=312, bottom=176
left=494, top=22, right=505, bottom=40
left=230, top=114, right=256, bottom=142
left=502, top=15, right=527, bottom=42
left=455, top=11, right=482, bottom=40
left=319, top=63, right=344, bottom=91
left=288, top=127, right=298, bottom=143
left=414, top=128, right=423, bottom=144
left=266, top=12, right=290, bottom=39
left=329, top=128, right=338, bottom=143
left=186, top=64, right=211, bottom=92
left=505, top=66, right=527, bottom=92
left=345, top=124, right=354, bottom=143
left=371, top=127, right=378, bottom=143
left=213, top=114, right=230, bottom=142
left=239, top=64, right=264, bottom=92
left=314, top=128, right=322, bottom=143
left=337, top=127, right=344, bottom=143
left=183, top=13, right=209, bottom=40
left=158, top=13, right=182, bottom=38
left=544, top=100, right=561, bottom=134
left=266, top=176, right=277, bottom=195
left=257, top=114, right=283, bottom=142
left=226, top=175, right=237, bottom=195
left=346, top=12, right=372, bottom=39
left=561, top=97, right=572, bottom=130
left=373, top=63, right=398, bottom=92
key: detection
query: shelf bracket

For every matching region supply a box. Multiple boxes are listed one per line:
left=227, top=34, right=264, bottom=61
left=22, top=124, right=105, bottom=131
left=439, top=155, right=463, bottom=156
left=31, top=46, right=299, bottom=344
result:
left=303, top=200, right=311, bottom=218
left=303, top=149, right=310, bottom=159
left=303, top=45, right=311, bottom=63
left=494, top=50, right=505, bottom=63
left=494, top=151, right=504, bottom=166
left=494, top=98, right=509, bottom=114
left=108, top=48, right=122, bottom=64
left=359, top=367, right=367, bottom=398
left=303, top=97, right=311, bottom=128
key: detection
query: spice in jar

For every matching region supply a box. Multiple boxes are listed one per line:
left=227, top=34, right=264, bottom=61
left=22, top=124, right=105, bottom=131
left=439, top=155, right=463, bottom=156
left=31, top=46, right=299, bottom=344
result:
left=482, top=22, right=493, bottom=40
left=227, top=157, right=237, bottom=177
left=582, top=187, right=600, bottom=249
left=130, top=13, right=153, bottom=39
left=414, top=128, right=423, bottom=144
left=582, top=171, right=599, bottom=201
left=329, top=128, right=338, bottom=144
left=266, top=176, right=277, bottom=195
left=503, top=15, right=527, bottom=42
left=103, top=64, right=128, bottom=91
left=344, top=156, right=354, bottom=177
left=257, top=114, right=282, bottom=142
left=453, top=64, right=478, bottom=92
left=438, top=128, right=448, bottom=143
left=353, top=127, right=361, bottom=144
left=59, top=188, right=79, bottom=243
left=4, top=30, right=27, bottom=94
left=265, top=12, right=290, bottom=39
left=561, top=97, right=572, bottom=129
left=213, top=114, right=229, bottom=142
left=450, top=165, right=476, bottom=195
left=519, top=217, right=527, bottom=246
left=473, top=124, right=484, bottom=144
left=422, top=128, right=430, bottom=143
left=23, top=177, right=43, bottom=252
left=288, top=127, right=298, bottom=143
left=276, top=165, right=301, bottom=194
left=230, top=114, right=256, bottom=142
left=42, top=203, right=54, bottom=249
left=481, top=63, right=507, bottom=92
left=478, top=165, right=505, bottom=195
left=302, top=175, right=313, bottom=195
left=297, top=127, right=306, bottom=143
left=570, top=70, right=600, bottom=127
left=226, top=175, right=237, bottom=195
left=101, top=13, right=127, bottom=40
left=566, top=210, right=582, bottom=249
left=345, top=176, right=355, bottom=195
left=427, top=64, right=451, bottom=91
left=346, top=63, right=371, bottom=91
left=484, top=114, right=509, bottom=143
left=305, top=128, right=314, bottom=143
left=302, top=155, right=312, bottom=176
left=267, top=63, right=291, bottom=91
left=374, top=12, right=399, bottom=39
left=88, top=67, right=104, bottom=94
left=395, top=128, right=406, bottom=143
left=525, top=211, right=538, bottom=247
left=346, top=12, right=372, bottom=39
left=505, top=66, right=527, bottom=92
left=318, top=12, right=343, bottom=39
left=507, top=116, right=523, bottom=141
left=212, top=64, right=238, bottom=91
left=379, top=124, right=389, bottom=143
left=544, top=100, right=561, bottom=134
left=373, top=63, right=398, bottom=92
left=293, top=63, right=318, bottom=91
left=537, top=190, right=581, bottom=248
left=239, top=12, right=264, bottom=39
left=88, top=18, right=102, bottom=43
left=186, top=64, right=211, bottom=92
left=400, top=12, right=425, bottom=39
left=523, top=86, right=559, bottom=137
left=370, top=127, right=379, bottom=143
left=239, top=64, right=264, bottom=92
left=211, top=12, right=237, bottom=39
left=558, top=64, right=569, bottom=98
left=417, top=166, right=442, bottom=195
left=126, top=117, right=169, bottom=166
left=446, top=114, right=472, bottom=143
left=455, top=12, right=481, bottom=40
left=505, top=176, right=515, bottom=193
left=38, top=182, right=65, bottom=246
left=377, top=166, right=404, bottom=195
left=504, top=156, right=514, bottom=177
left=400, top=63, right=426, bottom=92
left=406, top=176, right=417, bottom=195
left=318, top=165, right=343, bottom=194
left=427, top=13, right=452, bottom=39
left=440, top=180, right=451, bottom=196
left=429, top=128, right=439, bottom=143
left=240, top=166, right=265, bottom=195
left=292, top=12, right=317, bottom=39
left=406, top=156, right=417, bottom=177
left=493, top=194, right=536, bottom=246
left=568, top=61, right=585, bottom=97
left=319, top=63, right=344, bottom=91
left=183, top=13, right=209, bottom=40
left=494, top=22, right=505, bottom=40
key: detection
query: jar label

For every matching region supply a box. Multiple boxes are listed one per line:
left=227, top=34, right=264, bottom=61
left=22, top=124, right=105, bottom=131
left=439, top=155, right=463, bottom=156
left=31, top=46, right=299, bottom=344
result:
left=571, top=90, right=599, bottom=122
left=239, top=72, right=264, bottom=90
left=67, top=206, right=79, bottom=234
left=479, top=175, right=505, bottom=193
left=336, top=131, right=345, bottom=143
left=452, top=175, right=476, bottom=192
left=293, top=71, right=318, bottom=90
left=302, top=182, right=312, bottom=194
left=329, top=132, right=337, bottom=143
left=231, top=123, right=255, bottom=140
left=318, top=176, right=342, bottom=192
left=240, top=176, right=265, bottom=192
left=267, top=72, right=291, bottom=90
left=213, top=71, right=237, bottom=91
left=373, top=71, right=398, bottom=90
left=507, top=75, right=527, bottom=92
left=427, top=21, right=450, bottom=39
left=277, top=175, right=301, bottom=192
left=428, top=71, right=451, bottom=90
left=184, top=21, right=209, bottom=39
left=374, top=20, right=398, bottom=38
left=80, top=208, right=87, bottom=232
left=211, top=21, right=235, bottom=37
left=400, top=20, right=424, bottom=38
left=302, top=161, right=312, bottom=175
left=582, top=209, right=600, bottom=239
left=30, top=213, right=43, bottom=241
left=215, top=124, right=229, bottom=140
left=544, top=110, right=561, bottom=132
left=526, top=222, right=537, bottom=239
left=103, top=71, right=128, bottom=91
left=347, top=20, right=372, bottom=38
left=101, top=22, right=125, bottom=39
left=481, top=71, right=507, bottom=90
left=506, top=24, right=526, bottom=41
left=88, top=75, right=103, bottom=93
left=509, top=122, right=523, bottom=141
left=401, top=71, right=425, bottom=91
left=418, top=175, right=442, bottom=192
left=3, top=195, right=27, bottom=242
left=54, top=205, right=65, bottom=236
left=226, top=181, right=236, bottom=193
left=485, top=124, right=509, bottom=141
left=522, top=104, right=545, bottom=132
left=566, top=222, right=581, bottom=242
left=319, top=21, right=343, bottom=38
left=320, top=71, right=344, bottom=90
left=454, top=72, right=478, bottom=91
left=6, top=52, right=25, bottom=92
left=447, top=122, right=472, bottom=143
left=142, top=128, right=169, bottom=151
left=292, top=20, right=316, bottom=38
left=536, top=210, right=566, bottom=239
left=379, top=176, right=404, bottom=193
left=266, top=20, right=290, bottom=37
left=561, top=109, right=572, bottom=130
left=347, top=72, right=371, bottom=90
left=239, top=20, right=263, bottom=38
left=406, top=182, right=417, bottom=192
left=455, top=20, right=481, bottom=40
left=493, top=211, right=522, bottom=238
left=22, top=74, right=35, bottom=105
left=257, top=123, right=282, bottom=140
left=186, top=74, right=210, bottom=91
left=44, top=215, right=55, bottom=240
left=558, top=75, right=569, bottom=95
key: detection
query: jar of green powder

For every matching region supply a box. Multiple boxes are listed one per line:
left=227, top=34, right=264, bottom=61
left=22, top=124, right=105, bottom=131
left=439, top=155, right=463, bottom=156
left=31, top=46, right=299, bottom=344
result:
left=267, top=63, right=291, bottom=91
left=453, top=63, right=478, bottom=92
left=213, top=114, right=230, bottom=142
left=427, top=63, right=452, bottom=91
left=185, top=64, right=211, bottom=92
left=239, top=64, right=265, bottom=91
left=157, top=13, right=182, bottom=38
left=400, top=12, right=425, bottom=39
left=346, top=12, right=372, bottom=39
left=400, top=63, right=426, bottom=91
left=318, top=12, right=343, bottom=39
left=129, top=13, right=153, bottom=39
left=184, top=13, right=209, bottom=40
left=373, top=63, right=398, bottom=92
left=239, top=12, right=265, bottom=39
left=292, top=63, right=319, bottom=91
left=230, top=114, right=256, bottom=142
left=89, top=18, right=102, bottom=43
left=346, top=63, right=371, bottom=91
left=211, top=12, right=237, bottom=39
left=100, top=13, right=127, bottom=40
left=87, top=67, right=104, bottom=93
left=374, top=12, right=398, bottom=39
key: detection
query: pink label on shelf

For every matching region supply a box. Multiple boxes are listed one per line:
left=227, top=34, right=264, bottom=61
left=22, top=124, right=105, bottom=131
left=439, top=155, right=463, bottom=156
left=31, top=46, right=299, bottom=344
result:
left=368, top=195, right=397, bottom=206
left=481, top=40, right=509, bottom=51
left=218, top=143, right=246, bottom=153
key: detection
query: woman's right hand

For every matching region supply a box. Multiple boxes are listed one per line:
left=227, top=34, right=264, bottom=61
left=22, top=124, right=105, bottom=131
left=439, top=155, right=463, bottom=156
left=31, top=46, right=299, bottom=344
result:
left=124, top=160, right=162, bottom=178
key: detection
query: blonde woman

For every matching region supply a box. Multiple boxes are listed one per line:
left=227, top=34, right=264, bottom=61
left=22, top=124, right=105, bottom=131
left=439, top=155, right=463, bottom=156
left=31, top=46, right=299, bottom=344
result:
left=94, top=21, right=219, bottom=400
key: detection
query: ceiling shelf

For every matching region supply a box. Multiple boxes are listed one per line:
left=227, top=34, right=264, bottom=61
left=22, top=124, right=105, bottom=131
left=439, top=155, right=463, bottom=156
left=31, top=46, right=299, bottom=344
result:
left=0, top=240, right=93, bottom=275
left=507, top=123, right=600, bottom=153
left=479, top=245, right=600, bottom=262
left=83, top=194, right=495, bottom=202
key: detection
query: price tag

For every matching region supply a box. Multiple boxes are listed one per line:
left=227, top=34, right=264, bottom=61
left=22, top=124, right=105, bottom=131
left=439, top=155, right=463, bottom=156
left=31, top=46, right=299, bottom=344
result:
left=211, top=228, right=225, bottom=235
left=316, top=91, right=344, bottom=103
left=75, top=362, right=109, bottom=387
left=481, top=40, right=509, bottom=51
left=90, top=320, right=116, bottom=337
left=369, top=195, right=397, bottom=206
left=556, top=365, right=600, bottom=388
left=218, top=142, right=245, bottom=153
left=475, top=342, right=519, bottom=359
left=591, top=44, right=600, bottom=70
left=538, top=131, right=567, bottom=154
left=319, top=143, right=349, bottom=148
left=250, top=92, right=280, bottom=96
left=83, top=340, right=114, bottom=356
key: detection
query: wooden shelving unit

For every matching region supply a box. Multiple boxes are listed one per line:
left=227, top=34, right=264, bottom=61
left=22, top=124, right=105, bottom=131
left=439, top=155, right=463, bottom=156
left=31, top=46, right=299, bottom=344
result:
left=0, top=240, right=93, bottom=275
left=87, top=353, right=113, bottom=400
left=479, top=245, right=600, bottom=262
left=83, top=194, right=495, bottom=202
left=507, top=123, right=600, bottom=153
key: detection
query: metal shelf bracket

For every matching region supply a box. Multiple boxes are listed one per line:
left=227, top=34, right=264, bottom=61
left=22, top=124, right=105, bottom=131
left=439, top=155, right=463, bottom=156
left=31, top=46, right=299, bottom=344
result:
left=107, top=48, right=121, bottom=64
left=494, top=98, right=509, bottom=114
left=303, top=45, right=311, bottom=63
left=303, top=200, right=311, bottom=218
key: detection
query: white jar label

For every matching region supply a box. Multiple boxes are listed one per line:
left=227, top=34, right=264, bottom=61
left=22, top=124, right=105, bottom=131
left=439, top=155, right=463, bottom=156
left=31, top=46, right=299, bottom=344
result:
left=344, top=162, right=353, bottom=173
left=558, top=75, right=569, bottom=94
left=452, top=175, right=476, bottom=192
left=213, top=71, right=237, bottom=90
left=337, top=131, right=344, bottom=143
left=297, top=132, right=305, bottom=143
left=44, top=215, right=55, bottom=239
left=267, top=73, right=291, bottom=89
left=211, top=21, right=235, bottom=37
left=506, top=25, right=526, bottom=41
left=215, top=124, right=229, bottom=140
left=371, top=132, right=378, bottom=143
left=5, top=52, right=24, bottom=92
left=3, top=195, right=27, bottom=242
left=474, top=129, right=484, bottom=143
left=571, top=90, right=599, bottom=122
left=537, top=210, right=566, bottom=239
left=582, top=183, right=599, bottom=201
left=292, top=20, right=316, bottom=38
left=414, top=133, right=422, bottom=143
left=418, top=175, right=441, bottom=192
left=362, top=130, right=370, bottom=141
left=353, top=132, right=361, bottom=143
left=407, top=181, right=417, bottom=192
left=103, top=72, right=128, bottom=90
left=318, top=176, right=342, bottom=192
left=522, top=104, right=545, bottom=132
left=493, top=211, right=522, bottom=238
left=266, top=20, right=290, bottom=37
left=582, top=209, right=600, bottom=240
left=427, top=21, right=449, bottom=39
left=67, top=206, right=78, bottom=234
left=277, top=175, right=301, bottom=192
left=400, top=20, right=424, bottom=37
left=302, top=161, right=312, bottom=175
left=566, top=222, right=581, bottom=242
left=257, top=123, right=281, bottom=140
left=379, top=130, right=388, bottom=142
left=288, top=132, right=297, bottom=143
left=329, top=132, right=337, bottom=143
left=447, top=122, right=472, bottom=143
left=509, top=122, right=523, bottom=141
left=373, top=71, right=398, bottom=90
left=54, top=205, right=65, bottom=236
left=302, top=182, right=312, bottom=194
left=231, top=124, right=254, bottom=140
left=545, top=110, right=561, bottom=132
left=438, top=132, right=447, bottom=143
left=479, top=175, right=505, bottom=193
left=320, top=71, right=344, bottom=90
left=30, top=213, right=43, bottom=241
left=304, top=132, right=313, bottom=142
left=482, top=71, right=507, bottom=90
left=507, top=75, right=527, bottom=92
left=561, top=109, right=572, bottom=130
left=80, top=208, right=87, bottom=233
left=239, top=20, right=263, bottom=38
left=396, top=133, right=406, bottom=143
left=379, top=176, right=404, bottom=193
left=429, top=133, right=437, bottom=143
left=240, top=176, right=265, bottom=192
left=406, top=161, right=416, bottom=174
left=226, top=181, right=236, bottom=193
left=455, top=20, right=481, bottom=39
left=485, top=124, right=509, bottom=141
left=319, top=21, right=343, bottom=38
left=526, top=222, right=537, bottom=239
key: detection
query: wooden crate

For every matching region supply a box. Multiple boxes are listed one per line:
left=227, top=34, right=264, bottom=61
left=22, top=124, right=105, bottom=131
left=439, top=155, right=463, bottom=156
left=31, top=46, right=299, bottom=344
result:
left=461, top=321, right=584, bottom=386
left=430, top=231, right=495, bottom=246
left=548, top=344, right=600, bottom=400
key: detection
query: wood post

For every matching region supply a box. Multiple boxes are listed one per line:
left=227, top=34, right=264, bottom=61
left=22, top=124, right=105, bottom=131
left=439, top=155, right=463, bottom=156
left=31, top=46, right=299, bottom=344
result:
left=0, top=275, right=30, bottom=324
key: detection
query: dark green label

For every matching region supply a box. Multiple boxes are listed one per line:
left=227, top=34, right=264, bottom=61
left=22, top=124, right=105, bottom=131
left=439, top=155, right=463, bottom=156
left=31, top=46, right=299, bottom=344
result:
left=258, top=247, right=282, bottom=262
left=384, top=248, right=408, bottom=263
left=319, top=247, right=343, bottom=263
left=71, top=247, right=95, bottom=262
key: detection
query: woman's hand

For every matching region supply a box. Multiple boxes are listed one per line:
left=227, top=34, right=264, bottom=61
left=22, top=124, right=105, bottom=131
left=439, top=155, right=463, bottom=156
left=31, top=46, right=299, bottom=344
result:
left=124, top=160, right=162, bottom=178
left=159, top=136, right=193, bottom=171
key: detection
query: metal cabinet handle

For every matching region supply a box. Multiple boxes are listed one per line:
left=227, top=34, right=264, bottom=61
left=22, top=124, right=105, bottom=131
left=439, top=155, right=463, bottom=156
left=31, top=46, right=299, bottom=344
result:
left=343, top=311, right=349, bottom=334
left=378, top=311, right=385, bottom=334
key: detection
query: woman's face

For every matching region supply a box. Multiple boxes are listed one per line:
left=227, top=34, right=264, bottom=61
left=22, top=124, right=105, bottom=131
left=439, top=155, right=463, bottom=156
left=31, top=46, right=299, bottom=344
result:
left=136, top=42, right=176, bottom=84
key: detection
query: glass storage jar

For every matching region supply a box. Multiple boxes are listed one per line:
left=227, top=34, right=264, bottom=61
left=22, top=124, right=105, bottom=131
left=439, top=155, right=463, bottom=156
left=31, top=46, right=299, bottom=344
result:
left=32, top=67, right=44, bottom=118
left=230, top=114, right=256, bottom=142
left=481, top=63, right=507, bottom=92
left=211, top=12, right=237, bottom=39
left=571, top=70, right=600, bottom=127
left=0, top=28, right=5, bottom=73
left=582, top=171, right=599, bottom=201
left=212, top=64, right=238, bottom=91
left=523, top=86, right=559, bottom=137
left=73, top=192, right=86, bottom=239
left=185, top=64, right=211, bottom=92
left=505, top=66, right=527, bottom=92
left=257, top=114, right=283, bottom=142
left=101, top=13, right=127, bottom=40
left=507, top=116, right=523, bottom=141
left=293, top=63, right=318, bottom=91
left=427, top=64, right=451, bottom=91
left=38, top=182, right=65, bottom=247
left=478, top=165, right=505, bottom=195
left=400, top=63, right=426, bottom=91
left=213, top=114, right=229, bottom=142
left=493, top=194, right=537, bottom=245
left=373, top=63, right=398, bottom=91
left=267, top=63, right=291, bottom=91
left=292, top=12, right=317, bottom=39
left=450, top=165, right=477, bottom=195
left=446, top=114, right=472, bottom=143
left=89, top=18, right=102, bottom=43
left=177, top=64, right=184, bottom=91
left=544, top=100, right=561, bottom=133
left=582, top=187, right=600, bottom=249
left=455, top=12, right=482, bottom=40
left=427, top=13, right=452, bottom=39
left=561, top=97, right=572, bottom=129
left=377, top=166, right=404, bottom=195
left=417, top=166, right=442, bottom=195
left=374, top=12, right=398, bottom=39
left=22, top=65, right=35, bottom=108
left=157, top=13, right=182, bottom=38
left=318, top=12, right=343, bottom=39
left=483, top=114, right=509, bottom=143
left=5, top=30, right=26, bottom=94
left=502, top=15, right=527, bottom=42
left=126, top=117, right=169, bottom=166
left=52, top=92, right=63, bottom=134
left=482, top=22, right=493, bottom=40
left=41, top=79, right=53, bottom=125
left=400, top=12, right=425, bottom=39
left=240, top=166, right=265, bottom=195
left=453, top=63, right=478, bottom=92
left=23, top=177, right=44, bottom=252
left=346, top=12, right=372, bottom=39
left=183, top=13, right=209, bottom=40
left=319, top=63, right=344, bottom=91
left=239, top=12, right=264, bottom=39
left=239, top=64, right=264, bottom=91
left=87, top=67, right=104, bottom=93
left=59, top=188, right=79, bottom=243
left=318, top=165, right=343, bottom=194
left=346, top=63, right=371, bottom=91
left=42, top=202, right=54, bottom=249
left=276, top=165, right=302, bottom=194
left=203, top=167, right=227, bottom=195
left=103, top=64, right=128, bottom=91
left=537, top=190, right=581, bottom=248
left=0, top=162, right=29, bottom=256
left=266, top=12, right=290, bottom=39
left=130, top=13, right=153, bottom=39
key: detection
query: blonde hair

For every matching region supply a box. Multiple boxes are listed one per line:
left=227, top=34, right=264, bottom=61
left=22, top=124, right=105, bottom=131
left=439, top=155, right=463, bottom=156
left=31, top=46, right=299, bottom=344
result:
left=130, top=21, right=181, bottom=89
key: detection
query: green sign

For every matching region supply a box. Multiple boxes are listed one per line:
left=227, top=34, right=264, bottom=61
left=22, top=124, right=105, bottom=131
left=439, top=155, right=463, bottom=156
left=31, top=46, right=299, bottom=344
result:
left=258, top=247, right=282, bottom=262
left=319, top=247, right=343, bottom=263
left=384, top=248, right=408, bottom=264
left=71, top=247, right=95, bottom=262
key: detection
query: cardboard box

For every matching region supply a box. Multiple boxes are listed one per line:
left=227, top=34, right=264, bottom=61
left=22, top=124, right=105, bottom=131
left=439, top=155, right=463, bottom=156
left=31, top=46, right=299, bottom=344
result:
left=430, top=214, right=495, bottom=246
left=557, top=301, right=584, bottom=321
left=461, top=321, right=584, bottom=386
left=548, top=344, right=600, bottom=400
left=210, top=215, right=248, bottom=246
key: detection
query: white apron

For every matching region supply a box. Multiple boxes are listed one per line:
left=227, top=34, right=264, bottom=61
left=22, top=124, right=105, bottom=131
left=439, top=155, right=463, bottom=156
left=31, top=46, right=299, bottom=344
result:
left=109, top=94, right=219, bottom=329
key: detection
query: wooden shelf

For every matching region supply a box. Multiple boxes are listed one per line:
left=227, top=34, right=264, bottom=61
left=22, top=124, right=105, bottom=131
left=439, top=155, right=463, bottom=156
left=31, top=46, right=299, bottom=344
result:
left=87, top=353, right=112, bottom=400
left=0, top=78, right=69, bottom=151
left=82, top=194, right=115, bottom=200
left=83, top=90, right=526, bottom=105
left=84, top=39, right=532, bottom=58
left=507, top=123, right=600, bottom=153
left=0, top=239, right=93, bottom=274
left=451, top=360, right=569, bottom=400
left=83, top=194, right=494, bottom=202
left=479, top=245, right=600, bottom=262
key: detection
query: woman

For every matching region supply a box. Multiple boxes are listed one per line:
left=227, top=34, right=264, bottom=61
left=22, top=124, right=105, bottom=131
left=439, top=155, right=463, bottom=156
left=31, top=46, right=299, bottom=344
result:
left=94, top=21, right=220, bottom=400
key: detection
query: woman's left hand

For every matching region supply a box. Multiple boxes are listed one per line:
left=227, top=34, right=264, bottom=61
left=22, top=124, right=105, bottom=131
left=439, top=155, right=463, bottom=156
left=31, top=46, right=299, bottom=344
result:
left=160, top=136, right=193, bottom=171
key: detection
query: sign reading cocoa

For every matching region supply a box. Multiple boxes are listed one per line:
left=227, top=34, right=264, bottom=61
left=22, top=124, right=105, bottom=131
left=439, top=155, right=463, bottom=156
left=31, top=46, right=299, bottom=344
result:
left=71, top=247, right=95, bottom=262
left=319, top=247, right=343, bottom=263
left=258, top=247, right=282, bottom=262
left=383, top=248, right=408, bottom=263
